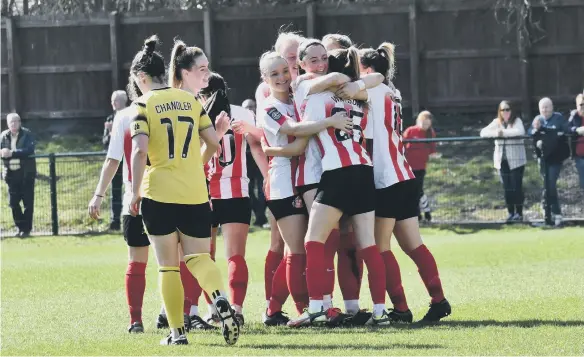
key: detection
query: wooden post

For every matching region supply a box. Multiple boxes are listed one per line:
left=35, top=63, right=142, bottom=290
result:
left=22, top=0, right=28, bottom=14
left=5, top=17, right=19, bottom=113
left=408, top=0, right=420, bottom=115
left=109, top=12, right=120, bottom=92
left=306, top=2, right=316, bottom=38
left=203, top=9, right=214, bottom=69
left=517, top=20, right=532, bottom=120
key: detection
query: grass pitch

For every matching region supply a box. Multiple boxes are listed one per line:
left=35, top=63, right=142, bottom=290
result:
left=1, top=227, right=583, bottom=356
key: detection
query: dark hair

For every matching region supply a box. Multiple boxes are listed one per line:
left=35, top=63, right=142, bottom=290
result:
left=168, top=38, right=206, bottom=88
left=201, top=72, right=231, bottom=125
left=327, top=47, right=361, bottom=82
left=127, top=35, right=165, bottom=100
left=359, top=42, right=396, bottom=84
left=322, top=34, right=353, bottom=49
left=297, top=38, right=325, bottom=62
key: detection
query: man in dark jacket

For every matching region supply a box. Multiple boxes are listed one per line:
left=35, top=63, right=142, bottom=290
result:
left=1, top=113, right=36, bottom=237
left=529, top=97, right=570, bottom=226
left=103, top=90, right=127, bottom=230
left=568, top=93, right=584, bottom=190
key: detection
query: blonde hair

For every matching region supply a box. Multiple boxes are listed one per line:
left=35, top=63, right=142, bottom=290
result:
left=274, top=32, right=305, bottom=54
left=168, top=38, right=205, bottom=88
left=259, top=51, right=286, bottom=79
left=322, top=34, right=352, bottom=49
left=416, top=111, right=433, bottom=125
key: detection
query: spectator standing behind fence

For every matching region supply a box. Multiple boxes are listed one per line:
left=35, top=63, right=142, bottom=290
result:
left=103, top=90, right=128, bottom=230
left=568, top=93, right=584, bottom=190
left=480, top=101, right=527, bottom=222
left=1, top=113, right=36, bottom=237
left=403, top=111, right=438, bottom=222
left=529, top=97, right=570, bottom=227
left=242, top=98, right=268, bottom=227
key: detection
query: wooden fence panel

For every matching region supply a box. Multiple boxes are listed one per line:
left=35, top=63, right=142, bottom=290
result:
left=17, top=25, right=110, bottom=67
left=1, top=28, right=8, bottom=114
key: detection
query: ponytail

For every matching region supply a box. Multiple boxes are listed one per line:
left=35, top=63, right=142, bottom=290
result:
left=346, top=47, right=361, bottom=81
left=169, top=39, right=187, bottom=88
left=377, top=42, right=396, bottom=80
left=128, top=34, right=165, bottom=100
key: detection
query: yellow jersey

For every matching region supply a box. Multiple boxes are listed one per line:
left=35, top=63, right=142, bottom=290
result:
left=130, top=87, right=213, bottom=205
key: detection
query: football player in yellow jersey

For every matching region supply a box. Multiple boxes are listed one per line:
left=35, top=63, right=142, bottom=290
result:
left=127, top=35, right=240, bottom=346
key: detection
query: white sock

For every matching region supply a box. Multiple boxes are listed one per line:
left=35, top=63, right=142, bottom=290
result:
left=344, top=300, right=360, bottom=315
left=373, top=304, right=386, bottom=317
left=266, top=300, right=270, bottom=309
left=308, top=300, right=324, bottom=313
left=208, top=304, right=216, bottom=315
left=160, top=306, right=166, bottom=316
left=323, top=294, right=333, bottom=310
left=233, top=304, right=243, bottom=314
left=189, top=305, right=199, bottom=316
left=170, top=327, right=182, bottom=339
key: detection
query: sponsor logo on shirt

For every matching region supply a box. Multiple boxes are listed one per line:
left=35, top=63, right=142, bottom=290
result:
left=267, top=107, right=283, bottom=122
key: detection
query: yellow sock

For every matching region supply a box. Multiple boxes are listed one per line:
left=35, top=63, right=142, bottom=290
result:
left=184, top=254, right=225, bottom=301
left=158, top=266, right=184, bottom=329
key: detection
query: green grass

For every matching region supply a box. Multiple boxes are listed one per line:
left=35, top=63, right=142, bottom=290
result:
left=2, top=227, right=583, bottom=355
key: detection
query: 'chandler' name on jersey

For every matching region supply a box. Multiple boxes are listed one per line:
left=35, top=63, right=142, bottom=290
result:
left=155, top=101, right=193, bottom=114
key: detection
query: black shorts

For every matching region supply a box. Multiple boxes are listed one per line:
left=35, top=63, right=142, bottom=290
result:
left=211, top=197, right=252, bottom=228
left=266, top=195, right=308, bottom=221
left=375, top=178, right=418, bottom=220
left=141, top=198, right=212, bottom=238
left=296, top=183, right=319, bottom=197
left=315, top=165, right=375, bottom=216
left=122, top=215, right=150, bottom=247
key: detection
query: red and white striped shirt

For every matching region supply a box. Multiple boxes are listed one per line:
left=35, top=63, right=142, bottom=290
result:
left=366, top=84, right=415, bottom=189
left=261, top=97, right=298, bottom=200
left=208, top=105, right=255, bottom=199
left=303, top=92, right=371, bottom=172
left=106, top=106, right=137, bottom=215
left=255, top=82, right=271, bottom=126
left=294, top=79, right=323, bottom=187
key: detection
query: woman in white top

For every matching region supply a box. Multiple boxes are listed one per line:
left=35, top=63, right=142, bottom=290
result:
left=480, top=101, right=527, bottom=221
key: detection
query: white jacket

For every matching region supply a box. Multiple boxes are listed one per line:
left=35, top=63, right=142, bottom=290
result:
left=480, top=117, right=527, bottom=170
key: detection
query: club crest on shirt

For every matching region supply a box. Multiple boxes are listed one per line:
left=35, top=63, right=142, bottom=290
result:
left=267, top=107, right=282, bottom=122
left=292, top=196, right=304, bottom=209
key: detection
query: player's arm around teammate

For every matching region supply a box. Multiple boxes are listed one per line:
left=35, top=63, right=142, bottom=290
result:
left=360, top=43, right=451, bottom=324
left=127, top=35, right=239, bottom=346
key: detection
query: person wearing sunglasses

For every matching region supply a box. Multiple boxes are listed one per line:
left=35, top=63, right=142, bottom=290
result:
left=568, top=93, right=584, bottom=190
left=480, top=101, right=527, bottom=221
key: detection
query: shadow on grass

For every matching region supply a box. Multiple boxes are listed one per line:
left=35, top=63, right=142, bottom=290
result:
left=203, top=342, right=443, bottom=350
left=409, top=319, right=584, bottom=329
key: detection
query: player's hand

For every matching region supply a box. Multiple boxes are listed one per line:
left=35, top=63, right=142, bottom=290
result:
left=260, top=137, right=270, bottom=153
left=129, top=193, right=142, bottom=217
left=1, top=148, right=12, bottom=158
left=88, top=195, right=103, bottom=220
left=215, top=111, right=231, bottom=137
left=576, top=126, right=584, bottom=135
left=335, top=82, right=360, bottom=99
left=327, top=111, right=353, bottom=134
left=232, top=120, right=253, bottom=135
left=292, top=73, right=318, bottom=92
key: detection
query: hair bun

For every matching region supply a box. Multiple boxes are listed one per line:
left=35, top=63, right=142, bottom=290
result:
left=143, top=35, right=160, bottom=54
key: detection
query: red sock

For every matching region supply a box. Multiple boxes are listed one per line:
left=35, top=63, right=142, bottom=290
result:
left=304, top=241, right=325, bottom=303
left=381, top=250, right=409, bottom=311
left=337, top=232, right=363, bottom=300
left=358, top=245, right=386, bottom=305
left=323, top=230, right=340, bottom=296
left=179, top=261, right=196, bottom=315
left=407, top=244, right=445, bottom=303
left=228, top=255, right=248, bottom=307
left=265, top=250, right=283, bottom=301
left=286, top=254, right=309, bottom=314
left=268, top=256, right=289, bottom=315
left=126, top=261, right=147, bottom=324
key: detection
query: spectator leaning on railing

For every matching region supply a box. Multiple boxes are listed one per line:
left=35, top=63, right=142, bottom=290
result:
left=528, top=97, right=570, bottom=226
left=103, top=90, right=128, bottom=231
left=480, top=100, right=527, bottom=222
left=1, top=113, right=36, bottom=237
left=403, top=110, right=439, bottom=222
left=568, top=93, right=584, bottom=190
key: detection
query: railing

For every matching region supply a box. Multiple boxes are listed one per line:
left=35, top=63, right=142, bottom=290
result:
left=0, top=136, right=582, bottom=237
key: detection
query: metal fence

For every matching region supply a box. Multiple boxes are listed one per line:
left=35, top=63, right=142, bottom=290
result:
left=1, top=137, right=583, bottom=237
